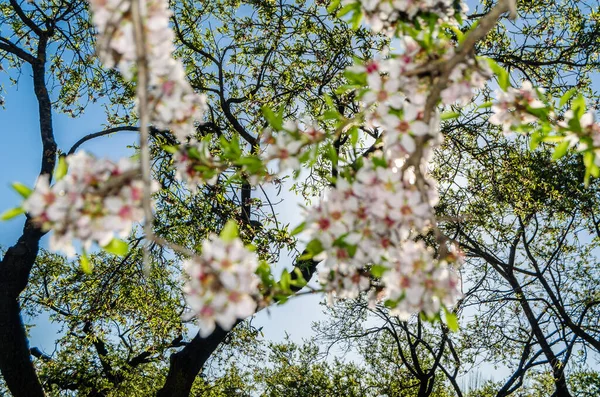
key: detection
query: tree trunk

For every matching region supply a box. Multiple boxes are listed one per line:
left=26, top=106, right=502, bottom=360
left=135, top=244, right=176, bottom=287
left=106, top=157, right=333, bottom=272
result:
left=156, top=325, right=233, bottom=397
left=0, top=226, right=46, bottom=397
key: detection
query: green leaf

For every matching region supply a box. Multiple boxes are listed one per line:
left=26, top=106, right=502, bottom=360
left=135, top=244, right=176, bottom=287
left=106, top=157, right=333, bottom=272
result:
left=349, top=126, right=359, bottom=146
left=583, top=152, right=599, bottom=186
left=275, top=294, right=289, bottom=304
left=262, top=105, right=283, bottom=131
left=441, top=111, right=460, bottom=120
left=55, top=156, right=68, bottom=181
left=256, top=261, right=275, bottom=287
left=445, top=310, right=459, bottom=332
left=370, top=264, right=388, bottom=278
left=552, top=140, right=570, bottom=160
left=327, top=144, right=339, bottom=165
left=485, top=58, right=510, bottom=91
left=336, top=3, right=357, bottom=18
left=343, top=70, right=367, bottom=86
left=478, top=101, right=493, bottom=109
left=80, top=250, right=93, bottom=274
left=220, top=219, right=239, bottom=242
left=350, top=9, right=363, bottom=30
left=291, top=268, right=307, bottom=288
left=187, top=145, right=202, bottom=160
left=279, top=269, right=291, bottom=292
left=306, top=239, right=323, bottom=259
left=11, top=182, right=32, bottom=199
left=572, top=94, right=587, bottom=120
left=559, top=88, right=578, bottom=108
left=372, top=156, right=387, bottom=168
left=447, top=25, right=464, bottom=44
left=162, top=145, right=179, bottom=154
left=102, top=238, right=129, bottom=256
left=541, top=135, right=565, bottom=143
left=291, top=221, right=306, bottom=236
left=326, top=0, right=341, bottom=13
left=583, top=150, right=594, bottom=168
left=0, top=207, right=25, bottom=221
left=529, top=131, right=542, bottom=151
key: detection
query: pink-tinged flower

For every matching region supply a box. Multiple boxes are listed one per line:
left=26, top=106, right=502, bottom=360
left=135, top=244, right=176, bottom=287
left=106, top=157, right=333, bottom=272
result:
left=264, top=133, right=304, bottom=172
left=362, top=73, right=405, bottom=109
left=348, top=59, right=382, bottom=76
left=441, top=60, right=490, bottom=106
left=380, top=103, right=429, bottom=154
left=380, top=241, right=463, bottom=319
left=89, top=0, right=206, bottom=142
left=196, top=304, right=217, bottom=338
left=342, top=271, right=372, bottom=298
left=22, top=152, right=153, bottom=257
left=182, top=234, right=260, bottom=336
left=490, top=81, right=546, bottom=133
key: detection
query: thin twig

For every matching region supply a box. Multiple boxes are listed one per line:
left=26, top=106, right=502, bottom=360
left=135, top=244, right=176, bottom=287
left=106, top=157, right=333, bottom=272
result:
left=131, top=0, right=154, bottom=272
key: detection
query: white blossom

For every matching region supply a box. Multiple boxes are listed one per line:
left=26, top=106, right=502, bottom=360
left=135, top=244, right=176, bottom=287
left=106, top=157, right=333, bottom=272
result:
left=183, top=235, right=260, bottom=336
left=23, top=152, right=154, bottom=256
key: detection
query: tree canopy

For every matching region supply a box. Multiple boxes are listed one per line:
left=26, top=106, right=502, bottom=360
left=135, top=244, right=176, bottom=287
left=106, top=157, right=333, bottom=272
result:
left=1, top=0, right=600, bottom=396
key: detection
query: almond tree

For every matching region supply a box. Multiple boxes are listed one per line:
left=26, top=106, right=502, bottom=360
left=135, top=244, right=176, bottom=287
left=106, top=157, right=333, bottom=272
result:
left=2, top=0, right=600, bottom=397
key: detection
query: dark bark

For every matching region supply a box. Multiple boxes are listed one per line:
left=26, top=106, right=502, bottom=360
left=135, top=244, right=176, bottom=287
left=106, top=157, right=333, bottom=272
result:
left=504, top=271, right=573, bottom=397
left=461, top=230, right=573, bottom=397
left=156, top=325, right=232, bottom=397
left=0, top=223, right=46, bottom=397
left=417, top=375, right=434, bottom=397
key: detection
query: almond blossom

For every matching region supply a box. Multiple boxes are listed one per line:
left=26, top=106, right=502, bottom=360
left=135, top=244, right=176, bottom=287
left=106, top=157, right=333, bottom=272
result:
left=489, top=81, right=546, bottom=133
left=23, top=152, right=152, bottom=257
left=442, top=59, right=491, bottom=106
left=379, top=102, right=430, bottom=155
left=88, top=0, right=206, bottom=142
left=381, top=241, right=462, bottom=320
left=304, top=155, right=461, bottom=312
left=182, top=235, right=260, bottom=336
left=263, top=132, right=304, bottom=173
left=342, top=0, right=464, bottom=34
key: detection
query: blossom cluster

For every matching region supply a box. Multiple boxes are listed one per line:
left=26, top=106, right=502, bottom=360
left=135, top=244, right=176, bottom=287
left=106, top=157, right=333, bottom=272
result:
left=257, top=16, right=485, bottom=318
left=342, top=0, right=465, bottom=33
left=354, top=37, right=489, bottom=155
left=381, top=241, right=462, bottom=319
left=490, top=81, right=600, bottom=173
left=263, top=119, right=325, bottom=173
left=182, top=235, right=260, bottom=337
left=262, top=36, right=490, bottom=172
left=489, top=81, right=545, bottom=134
left=306, top=157, right=462, bottom=318
left=442, top=57, right=491, bottom=106
left=172, top=141, right=222, bottom=189
left=23, top=152, right=150, bottom=257
left=560, top=110, right=600, bottom=159
left=88, top=0, right=206, bottom=141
